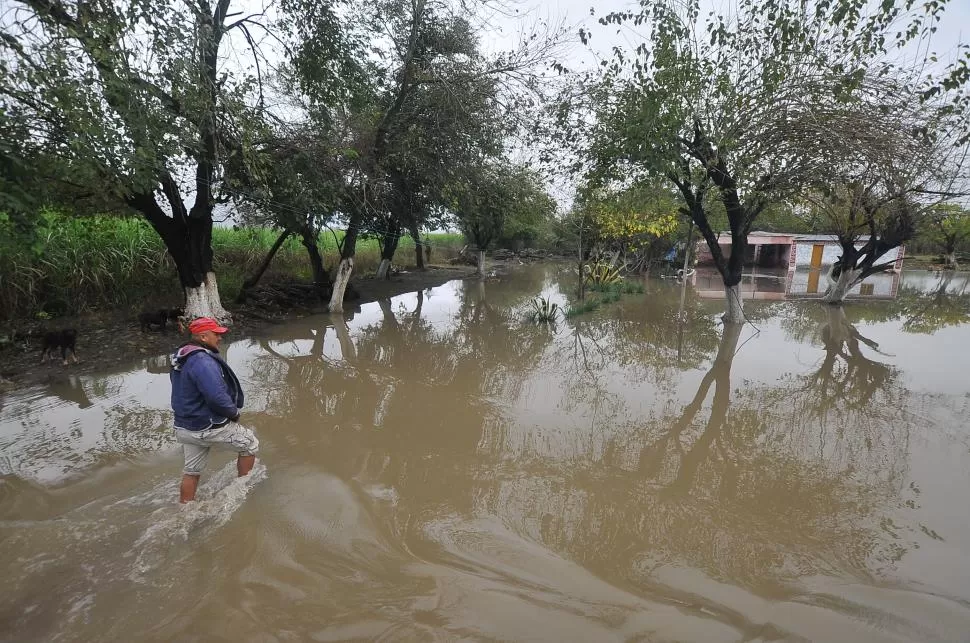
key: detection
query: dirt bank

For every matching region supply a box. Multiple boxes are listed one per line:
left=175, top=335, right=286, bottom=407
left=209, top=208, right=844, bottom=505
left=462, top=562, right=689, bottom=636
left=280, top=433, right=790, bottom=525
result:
left=0, top=265, right=477, bottom=392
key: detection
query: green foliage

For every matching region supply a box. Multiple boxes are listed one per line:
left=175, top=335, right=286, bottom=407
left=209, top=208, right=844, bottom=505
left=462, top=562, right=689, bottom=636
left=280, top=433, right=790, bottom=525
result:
left=566, top=277, right=643, bottom=318
left=0, top=0, right=267, bottom=201
left=0, top=212, right=463, bottom=320
left=919, top=203, right=970, bottom=257
left=568, top=181, right=683, bottom=270
left=498, top=181, right=559, bottom=250
left=588, top=280, right=645, bottom=295
left=756, top=202, right=819, bottom=234
left=451, top=163, right=549, bottom=252
left=0, top=210, right=176, bottom=317
left=583, top=183, right=680, bottom=243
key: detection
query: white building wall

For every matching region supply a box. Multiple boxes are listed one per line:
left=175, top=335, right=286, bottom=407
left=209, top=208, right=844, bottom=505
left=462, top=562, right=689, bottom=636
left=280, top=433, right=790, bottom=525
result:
left=792, top=242, right=901, bottom=268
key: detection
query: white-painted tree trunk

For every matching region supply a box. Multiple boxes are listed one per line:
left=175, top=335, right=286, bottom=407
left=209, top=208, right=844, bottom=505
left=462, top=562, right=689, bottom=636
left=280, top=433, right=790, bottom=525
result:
left=717, top=319, right=744, bottom=364
left=183, top=272, right=230, bottom=323
left=944, top=252, right=959, bottom=270
left=376, top=258, right=391, bottom=279
left=822, top=268, right=862, bottom=304
left=476, top=249, right=486, bottom=276
left=329, top=256, right=354, bottom=313
left=723, top=284, right=744, bottom=324
left=204, top=272, right=229, bottom=320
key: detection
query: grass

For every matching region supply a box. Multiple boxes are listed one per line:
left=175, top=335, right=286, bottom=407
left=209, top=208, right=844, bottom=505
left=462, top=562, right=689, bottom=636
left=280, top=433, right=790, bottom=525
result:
left=565, top=298, right=602, bottom=318
left=566, top=278, right=645, bottom=318
left=587, top=280, right=645, bottom=295
left=0, top=212, right=464, bottom=320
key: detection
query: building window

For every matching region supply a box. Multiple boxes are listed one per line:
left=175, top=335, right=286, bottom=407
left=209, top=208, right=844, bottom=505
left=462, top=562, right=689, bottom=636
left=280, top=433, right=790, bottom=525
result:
left=860, top=283, right=874, bottom=296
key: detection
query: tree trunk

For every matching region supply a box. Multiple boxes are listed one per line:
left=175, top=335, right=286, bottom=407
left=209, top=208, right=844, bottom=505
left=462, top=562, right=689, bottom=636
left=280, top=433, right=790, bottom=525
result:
left=377, top=259, right=392, bottom=279
left=377, top=227, right=401, bottom=279
left=128, top=192, right=228, bottom=321
left=944, top=252, right=959, bottom=270
left=300, top=226, right=331, bottom=295
left=476, top=249, right=486, bottom=276
left=822, top=267, right=863, bottom=304
left=329, top=222, right=359, bottom=313
left=184, top=272, right=228, bottom=321
left=329, top=257, right=354, bottom=313
left=723, top=284, right=744, bottom=324
left=237, top=229, right=292, bottom=303
left=410, top=225, right=426, bottom=270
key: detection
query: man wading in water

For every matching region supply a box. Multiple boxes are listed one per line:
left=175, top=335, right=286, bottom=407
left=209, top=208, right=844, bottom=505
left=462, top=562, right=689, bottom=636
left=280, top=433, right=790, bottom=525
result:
left=170, top=317, right=259, bottom=503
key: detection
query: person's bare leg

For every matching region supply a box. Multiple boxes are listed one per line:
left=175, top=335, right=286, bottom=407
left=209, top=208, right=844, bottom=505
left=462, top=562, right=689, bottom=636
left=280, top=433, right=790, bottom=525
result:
left=180, top=474, right=200, bottom=503
left=237, top=455, right=255, bottom=477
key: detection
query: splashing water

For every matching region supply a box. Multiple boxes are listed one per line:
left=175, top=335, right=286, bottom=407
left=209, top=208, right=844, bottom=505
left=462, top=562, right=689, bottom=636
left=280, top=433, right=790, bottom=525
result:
left=129, top=461, right=267, bottom=581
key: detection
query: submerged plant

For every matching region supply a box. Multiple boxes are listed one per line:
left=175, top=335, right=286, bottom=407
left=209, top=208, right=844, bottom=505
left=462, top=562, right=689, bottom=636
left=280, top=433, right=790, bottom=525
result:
left=565, top=298, right=601, bottom=318
left=588, top=279, right=645, bottom=295
left=529, top=296, right=561, bottom=323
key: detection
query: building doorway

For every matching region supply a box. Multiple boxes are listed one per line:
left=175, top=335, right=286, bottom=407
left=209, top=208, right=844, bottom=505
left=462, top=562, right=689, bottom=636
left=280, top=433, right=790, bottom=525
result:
left=810, top=244, right=824, bottom=269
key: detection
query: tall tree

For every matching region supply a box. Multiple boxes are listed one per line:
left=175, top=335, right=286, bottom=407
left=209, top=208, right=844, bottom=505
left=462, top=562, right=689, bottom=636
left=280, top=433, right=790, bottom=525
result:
left=230, top=123, right=363, bottom=300
left=574, top=181, right=681, bottom=273
left=0, top=0, right=283, bottom=320
left=285, top=0, right=560, bottom=311
left=565, top=0, right=969, bottom=322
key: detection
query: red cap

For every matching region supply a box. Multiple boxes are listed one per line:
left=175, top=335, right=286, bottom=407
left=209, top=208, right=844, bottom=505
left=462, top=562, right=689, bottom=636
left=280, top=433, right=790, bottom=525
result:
left=188, top=317, right=229, bottom=335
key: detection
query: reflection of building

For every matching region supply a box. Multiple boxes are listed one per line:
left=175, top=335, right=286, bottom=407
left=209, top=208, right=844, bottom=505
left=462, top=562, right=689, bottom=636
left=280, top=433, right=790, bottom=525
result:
left=691, top=267, right=901, bottom=300
left=786, top=268, right=900, bottom=298
left=696, top=232, right=905, bottom=272
left=691, top=232, right=905, bottom=300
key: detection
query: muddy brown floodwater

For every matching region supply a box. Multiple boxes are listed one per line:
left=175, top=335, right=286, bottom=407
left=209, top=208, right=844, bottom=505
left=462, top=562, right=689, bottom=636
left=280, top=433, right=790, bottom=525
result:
left=2, top=265, right=970, bottom=642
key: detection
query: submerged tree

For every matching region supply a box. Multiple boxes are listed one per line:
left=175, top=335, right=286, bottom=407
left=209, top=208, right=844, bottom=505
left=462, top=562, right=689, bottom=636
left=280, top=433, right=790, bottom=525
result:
left=280, top=0, right=559, bottom=312
left=451, top=163, right=553, bottom=276
left=574, top=181, right=681, bottom=273
left=799, top=74, right=969, bottom=304
left=922, top=204, right=970, bottom=270
left=564, top=0, right=970, bottom=322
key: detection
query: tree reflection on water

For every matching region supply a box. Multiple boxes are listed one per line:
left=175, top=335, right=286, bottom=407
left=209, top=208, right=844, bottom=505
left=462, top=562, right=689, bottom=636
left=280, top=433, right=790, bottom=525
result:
left=245, top=267, right=917, bottom=595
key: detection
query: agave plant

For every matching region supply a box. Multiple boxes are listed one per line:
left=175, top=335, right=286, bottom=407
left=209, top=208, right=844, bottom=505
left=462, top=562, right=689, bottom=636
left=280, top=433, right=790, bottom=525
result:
left=583, top=261, right=623, bottom=287
left=529, top=296, right=560, bottom=323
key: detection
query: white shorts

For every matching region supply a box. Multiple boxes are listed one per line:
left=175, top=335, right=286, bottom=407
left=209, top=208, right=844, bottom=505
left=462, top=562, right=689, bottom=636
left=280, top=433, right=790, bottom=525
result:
left=175, top=422, right=259, bottom=475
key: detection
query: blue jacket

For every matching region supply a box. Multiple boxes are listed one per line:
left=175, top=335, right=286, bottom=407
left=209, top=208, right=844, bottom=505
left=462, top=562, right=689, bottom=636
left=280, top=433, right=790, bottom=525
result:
left=170, top=343, right=244, bottom=431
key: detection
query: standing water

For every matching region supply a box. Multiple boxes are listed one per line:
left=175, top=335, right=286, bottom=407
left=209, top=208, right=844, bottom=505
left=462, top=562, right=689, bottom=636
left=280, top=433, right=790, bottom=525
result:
left=2, top=265, right=970, bottom=641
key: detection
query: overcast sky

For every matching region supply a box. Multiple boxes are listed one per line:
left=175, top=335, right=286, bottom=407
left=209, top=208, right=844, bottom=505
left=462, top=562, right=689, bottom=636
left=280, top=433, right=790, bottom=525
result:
left=214, top=0, right=970, bottom=218
left=481, top=0, right=970, bottom=207
left=493, top=0, right=970, bottom=72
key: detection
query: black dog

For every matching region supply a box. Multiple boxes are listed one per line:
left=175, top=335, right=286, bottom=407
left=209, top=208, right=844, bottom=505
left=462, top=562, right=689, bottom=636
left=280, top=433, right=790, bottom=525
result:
left=165, top=308, right=185, bottom=333
left=40, top=329, right=78, bottom=365
left=140, top=308, right=184, bottom=333
left=138, top=309, right=169, bottom=332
